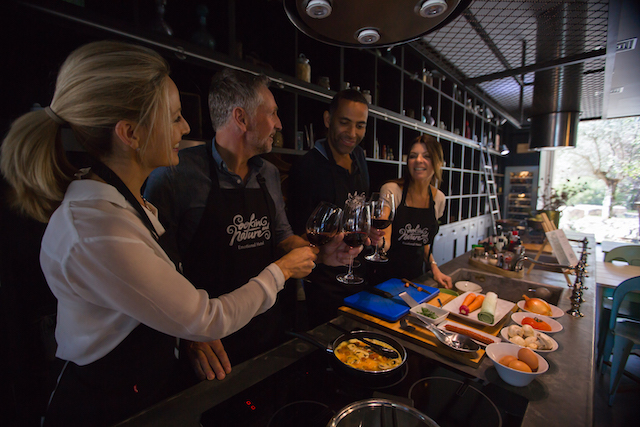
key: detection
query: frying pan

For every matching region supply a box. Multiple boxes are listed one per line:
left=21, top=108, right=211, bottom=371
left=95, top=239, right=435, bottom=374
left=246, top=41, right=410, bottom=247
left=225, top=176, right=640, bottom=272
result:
left=286, top=329, right=407, bottom=380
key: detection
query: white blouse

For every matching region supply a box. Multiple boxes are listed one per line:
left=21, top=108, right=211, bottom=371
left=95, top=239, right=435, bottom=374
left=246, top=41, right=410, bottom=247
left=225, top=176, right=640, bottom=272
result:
left=40, top=179, right=284, bottom=366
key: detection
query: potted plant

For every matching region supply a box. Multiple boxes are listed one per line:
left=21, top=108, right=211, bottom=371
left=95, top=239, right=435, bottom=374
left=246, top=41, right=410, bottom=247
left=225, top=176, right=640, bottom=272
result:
left=531, top=180, right=586, bottom=228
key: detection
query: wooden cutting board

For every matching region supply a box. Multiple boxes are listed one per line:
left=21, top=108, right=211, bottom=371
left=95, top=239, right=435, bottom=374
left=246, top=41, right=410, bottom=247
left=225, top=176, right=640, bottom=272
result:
left=338, top=292, right=516, bottom=368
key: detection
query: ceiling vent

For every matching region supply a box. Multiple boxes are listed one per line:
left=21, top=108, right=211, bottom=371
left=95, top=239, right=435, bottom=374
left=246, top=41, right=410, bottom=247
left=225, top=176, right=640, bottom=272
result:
left=529, top=2, right=587, bottom=150
left=283, top=0, right=471, bottom=47
left=616, top=38, right=637, bottom=53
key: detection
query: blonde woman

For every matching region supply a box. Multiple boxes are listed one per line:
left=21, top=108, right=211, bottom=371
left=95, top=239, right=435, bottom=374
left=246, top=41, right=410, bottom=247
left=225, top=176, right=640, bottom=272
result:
left=0, top=41, right=320, bottom=426
left=379, top=134, right=452, bottom=289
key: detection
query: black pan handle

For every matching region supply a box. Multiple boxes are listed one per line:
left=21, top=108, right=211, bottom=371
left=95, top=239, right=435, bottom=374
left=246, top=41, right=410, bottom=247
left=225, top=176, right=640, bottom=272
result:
left=286, top=330, right=333, bottom=354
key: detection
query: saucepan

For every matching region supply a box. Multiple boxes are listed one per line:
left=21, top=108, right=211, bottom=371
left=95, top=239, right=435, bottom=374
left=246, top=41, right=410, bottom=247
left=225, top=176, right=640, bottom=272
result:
left=286, top=328, right=407, bottom=381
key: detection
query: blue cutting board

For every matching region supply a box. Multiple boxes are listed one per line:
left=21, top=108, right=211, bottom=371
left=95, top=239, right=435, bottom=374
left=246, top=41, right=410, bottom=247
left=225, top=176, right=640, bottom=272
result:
left=343, top=278, right=440, bottom=322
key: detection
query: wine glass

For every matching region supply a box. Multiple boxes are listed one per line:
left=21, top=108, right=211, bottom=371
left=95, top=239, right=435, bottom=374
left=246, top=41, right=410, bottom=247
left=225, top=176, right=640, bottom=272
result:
left=365, top=191, right=395, bottom=263
left=336, top=197, right=371, bottom=285
left=306, top=202, right=342, bottom=247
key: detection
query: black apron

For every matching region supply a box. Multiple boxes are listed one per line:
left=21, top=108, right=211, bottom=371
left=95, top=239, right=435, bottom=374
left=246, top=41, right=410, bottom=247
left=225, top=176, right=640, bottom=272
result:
left=181, top=144, right=280, bottom=364
left=44, top=162, right=185, bottom=427
left=385, top=184, right=439, bottom=281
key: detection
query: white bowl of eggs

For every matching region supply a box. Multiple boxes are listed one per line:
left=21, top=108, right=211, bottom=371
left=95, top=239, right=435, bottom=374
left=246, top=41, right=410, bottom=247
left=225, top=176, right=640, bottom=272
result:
left=485, top=342, right=549, bottom=387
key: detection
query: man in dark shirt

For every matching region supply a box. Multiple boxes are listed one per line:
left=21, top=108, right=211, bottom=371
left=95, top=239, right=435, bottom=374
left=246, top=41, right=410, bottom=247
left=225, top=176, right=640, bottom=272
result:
left=288, top=89, right=377, bottom=327
left=145, top=69, right=357, bottom=378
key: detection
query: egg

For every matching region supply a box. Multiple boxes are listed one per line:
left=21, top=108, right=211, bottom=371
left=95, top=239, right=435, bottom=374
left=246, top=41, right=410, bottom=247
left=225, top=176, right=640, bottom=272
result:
left=499, top=355, right=517, bottom=366
left=518, top=348, right=539, bottom=372
left=508, top=359, right=532, bottom=373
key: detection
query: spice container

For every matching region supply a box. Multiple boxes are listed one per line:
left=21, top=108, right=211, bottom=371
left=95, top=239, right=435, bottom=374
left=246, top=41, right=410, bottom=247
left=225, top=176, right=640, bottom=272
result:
left=296, top=54, right=311, bottom=83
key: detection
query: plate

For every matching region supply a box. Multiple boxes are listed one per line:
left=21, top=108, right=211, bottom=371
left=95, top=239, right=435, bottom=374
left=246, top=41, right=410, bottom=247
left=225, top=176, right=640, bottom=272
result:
left=511, top=312, right=563, bottom=333
left=500, top=327, right=558, bottom=352
left=441, top=291, right=516, bottom=327
left=438, top=320, right=501, bottom=346
left=517, top=300, right=564, bottom=318
left=409, top=303, right=448, bottom=325
left=455, top=281, right=483, bottom=293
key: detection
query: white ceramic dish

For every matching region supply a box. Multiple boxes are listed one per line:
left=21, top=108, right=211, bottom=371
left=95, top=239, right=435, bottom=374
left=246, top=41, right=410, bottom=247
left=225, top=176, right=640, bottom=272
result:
left=409, top=303, right=448, bottom=325
left=510, top=311, right=563, bottom=333
left=442, top=291, right=515, bottom=327
left=516, top=300, right=564, bottom=318
left=438, top=320, right=501, bottom=345
left=454, top=281, right=483, bottom=294
left=499, top=327, right=558, bottom=352
left=485, top=342, right=549, bottom=387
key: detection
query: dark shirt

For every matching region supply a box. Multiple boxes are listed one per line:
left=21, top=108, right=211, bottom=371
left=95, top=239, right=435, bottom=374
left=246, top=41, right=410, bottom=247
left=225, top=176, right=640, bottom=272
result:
left=287, top=138, right=370, bottom=328
left=288, top=138, right=369, bottom=235
left=144, top=140, right=293, bottom=256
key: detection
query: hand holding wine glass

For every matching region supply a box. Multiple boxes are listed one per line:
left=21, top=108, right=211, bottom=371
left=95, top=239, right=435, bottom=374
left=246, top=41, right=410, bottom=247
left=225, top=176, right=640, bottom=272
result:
left=306, top=201, right=342, bottom=247
left=365, top=191, right=395, bottom=262
left=337, top=194, right=371, bottom=285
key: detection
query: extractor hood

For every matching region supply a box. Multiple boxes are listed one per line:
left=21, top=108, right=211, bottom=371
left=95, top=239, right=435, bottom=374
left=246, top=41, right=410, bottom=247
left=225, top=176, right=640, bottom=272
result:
left=283, top=0, right=471, bottom=48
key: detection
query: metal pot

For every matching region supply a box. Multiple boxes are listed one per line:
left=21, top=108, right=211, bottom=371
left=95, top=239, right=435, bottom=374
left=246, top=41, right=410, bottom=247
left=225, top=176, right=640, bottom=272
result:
left=287, top=329, right=407, bottom=380
left=327, top=398, right=440, bottom=427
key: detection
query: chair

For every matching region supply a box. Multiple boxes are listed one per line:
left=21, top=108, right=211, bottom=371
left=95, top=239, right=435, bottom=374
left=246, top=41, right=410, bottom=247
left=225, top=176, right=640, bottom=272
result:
left=604, top=245, right=640, bottom=266
left=596, top=245, right=640, bottom=364
left=597, top=276, right=640, bottom=405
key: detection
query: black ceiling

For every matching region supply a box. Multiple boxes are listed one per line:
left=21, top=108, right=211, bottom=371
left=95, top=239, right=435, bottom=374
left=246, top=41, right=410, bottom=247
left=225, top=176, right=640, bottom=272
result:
left=406, top=0, right=639, bottom=126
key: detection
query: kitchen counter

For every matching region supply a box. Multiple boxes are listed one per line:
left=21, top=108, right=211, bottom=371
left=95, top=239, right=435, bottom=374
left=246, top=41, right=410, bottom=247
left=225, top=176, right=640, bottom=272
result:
left=116, top=233, right=596, bottom=427
left=371, top=233, right=596, bottom=427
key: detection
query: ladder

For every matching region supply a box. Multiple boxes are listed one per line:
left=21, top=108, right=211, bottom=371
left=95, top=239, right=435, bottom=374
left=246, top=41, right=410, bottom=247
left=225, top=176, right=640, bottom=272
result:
left=479, top=142, right=501, bottom=235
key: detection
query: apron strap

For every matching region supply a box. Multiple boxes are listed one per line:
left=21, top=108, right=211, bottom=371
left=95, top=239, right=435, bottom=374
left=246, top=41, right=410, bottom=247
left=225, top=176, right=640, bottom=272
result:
left=89, top=161, right=159, bottom=242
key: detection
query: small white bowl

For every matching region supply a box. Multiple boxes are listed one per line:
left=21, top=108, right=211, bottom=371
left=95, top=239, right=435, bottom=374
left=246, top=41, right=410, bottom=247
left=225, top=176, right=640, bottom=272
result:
left=409, top=303, right=449, bottom=325
left=485, top=342, right=549, bottom=387
left=455, top=281, right=483, bottom=294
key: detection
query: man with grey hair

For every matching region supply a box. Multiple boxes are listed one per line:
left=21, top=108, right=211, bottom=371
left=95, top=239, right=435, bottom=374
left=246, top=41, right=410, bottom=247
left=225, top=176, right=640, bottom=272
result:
left=145, top=68, right=357, bottom=380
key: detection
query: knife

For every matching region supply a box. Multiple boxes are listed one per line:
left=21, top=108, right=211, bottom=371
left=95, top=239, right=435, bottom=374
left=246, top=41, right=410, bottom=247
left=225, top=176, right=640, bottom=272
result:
left=367, top=287, right=394, bottom=299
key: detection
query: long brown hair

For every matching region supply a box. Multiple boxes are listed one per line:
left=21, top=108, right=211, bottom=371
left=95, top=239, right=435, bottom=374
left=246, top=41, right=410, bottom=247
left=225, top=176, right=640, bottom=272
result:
left=388, top=134, right=444, bottom=189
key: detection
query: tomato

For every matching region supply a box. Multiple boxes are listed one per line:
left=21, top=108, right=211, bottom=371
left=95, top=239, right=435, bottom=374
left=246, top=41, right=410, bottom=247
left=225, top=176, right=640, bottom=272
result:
left=522, top=316, right=552, bottom=331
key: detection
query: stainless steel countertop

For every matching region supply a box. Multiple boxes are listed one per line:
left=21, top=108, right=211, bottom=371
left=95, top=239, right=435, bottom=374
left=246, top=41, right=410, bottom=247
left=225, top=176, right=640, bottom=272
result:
left=117, top=233, right=596, bottom=427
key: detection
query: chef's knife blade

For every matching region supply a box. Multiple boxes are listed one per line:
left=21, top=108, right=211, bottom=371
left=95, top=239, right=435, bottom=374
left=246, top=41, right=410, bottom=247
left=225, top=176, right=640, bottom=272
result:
left=367, top=287, right=394, bottom=299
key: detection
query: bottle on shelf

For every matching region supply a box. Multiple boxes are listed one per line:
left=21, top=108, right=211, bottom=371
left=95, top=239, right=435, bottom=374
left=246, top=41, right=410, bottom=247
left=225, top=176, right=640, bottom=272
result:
left=296, top=54, right=311, bottom=83
left=423, top=105, right=435, bottom=126
left=148, top=0, right=173, bottom=36
left=191, top=4, right=215, bottom=51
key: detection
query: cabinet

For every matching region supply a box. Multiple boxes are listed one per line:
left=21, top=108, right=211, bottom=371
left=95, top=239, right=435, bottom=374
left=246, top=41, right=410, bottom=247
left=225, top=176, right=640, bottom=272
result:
left=5, top=0, right=508, bottom=236
left=504, top=166, right=539, bottom=221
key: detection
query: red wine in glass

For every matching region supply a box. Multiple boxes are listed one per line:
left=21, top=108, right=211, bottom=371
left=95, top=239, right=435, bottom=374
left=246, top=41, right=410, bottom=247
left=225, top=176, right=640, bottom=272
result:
left=307, top=231, right=334, bottom=246
left=372, top=218, right=392, bottom=230
left=305, top=202, right=342, bottom=247
left=343, top=231, right=368, bottom=248
left=337, top=198, right=370, bottom=285
left=365, top=191, right=395, bottom=263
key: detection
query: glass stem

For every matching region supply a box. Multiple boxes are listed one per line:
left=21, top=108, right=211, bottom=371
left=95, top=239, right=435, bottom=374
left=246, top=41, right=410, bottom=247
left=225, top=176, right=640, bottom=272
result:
left=346, top=255, right=354, bottom=278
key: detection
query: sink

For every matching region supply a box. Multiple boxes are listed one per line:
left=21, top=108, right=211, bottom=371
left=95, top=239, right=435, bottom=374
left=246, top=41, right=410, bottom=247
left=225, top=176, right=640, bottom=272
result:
left=445, top=268, right=566, bottom=306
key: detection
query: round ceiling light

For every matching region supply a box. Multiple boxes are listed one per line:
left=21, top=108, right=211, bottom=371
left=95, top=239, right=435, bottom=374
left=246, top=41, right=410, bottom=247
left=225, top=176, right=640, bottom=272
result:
left=418, top=0, right=448, bottom=18
left=306, top=0, right=332, bottom=19
left=357, top=29, right=381, bottom=45
left=284, top=0, right=469, bottom=48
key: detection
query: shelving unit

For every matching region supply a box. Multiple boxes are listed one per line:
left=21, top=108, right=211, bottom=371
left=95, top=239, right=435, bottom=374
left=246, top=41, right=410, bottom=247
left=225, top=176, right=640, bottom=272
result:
left=6, top=0, right=511, bottom=263
left=504, top=166, right=539, bottom=221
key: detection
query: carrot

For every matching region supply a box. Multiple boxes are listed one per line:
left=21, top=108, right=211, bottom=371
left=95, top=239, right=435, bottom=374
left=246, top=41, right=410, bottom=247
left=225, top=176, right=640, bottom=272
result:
left=465, top=294, right=485, bottom=314
left=459, top=293, right=477, bottom=315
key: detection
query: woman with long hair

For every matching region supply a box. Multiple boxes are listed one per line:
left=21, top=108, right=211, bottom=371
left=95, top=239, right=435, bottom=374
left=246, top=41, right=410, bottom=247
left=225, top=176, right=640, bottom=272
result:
left=379, top=134, right=452, bottom=288
left=0, top=40, right=318, bottom=426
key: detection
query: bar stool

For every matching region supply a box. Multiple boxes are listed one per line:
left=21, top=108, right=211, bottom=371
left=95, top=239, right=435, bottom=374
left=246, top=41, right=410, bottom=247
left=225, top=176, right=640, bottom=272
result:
left=597, top=276, right=640, bottom=405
